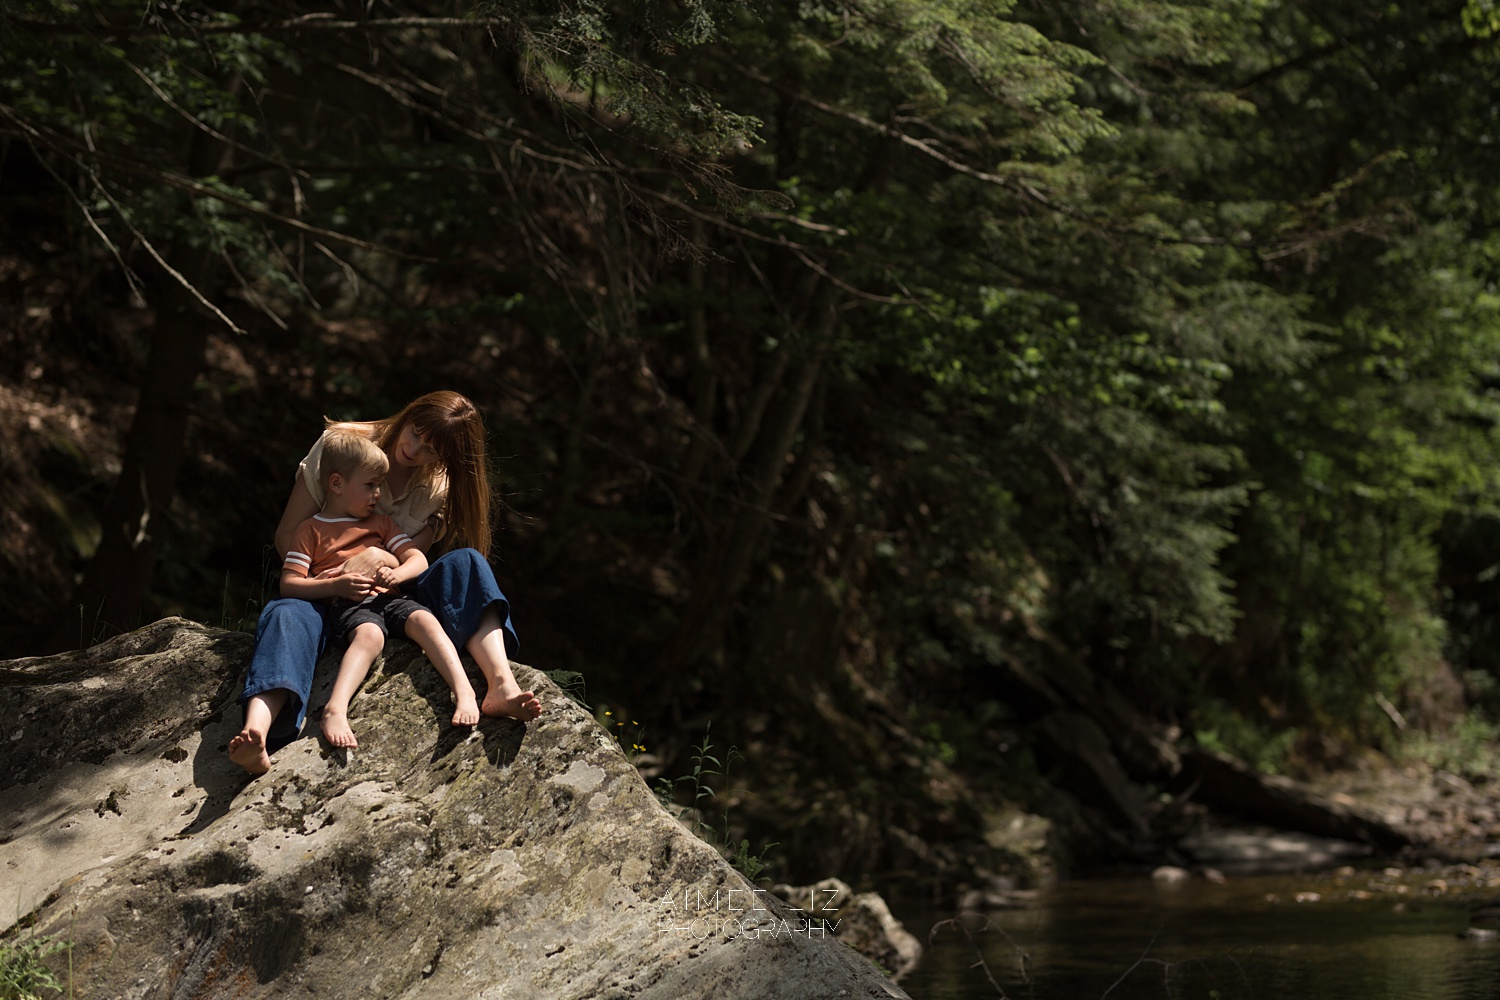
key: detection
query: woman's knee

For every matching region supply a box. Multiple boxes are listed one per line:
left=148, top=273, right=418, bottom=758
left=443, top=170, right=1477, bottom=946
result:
left=433, top=547, right=485, bottom=571
left=257, top=596, right=325, bottom=636
left=266, top=596, right=324, bottom=619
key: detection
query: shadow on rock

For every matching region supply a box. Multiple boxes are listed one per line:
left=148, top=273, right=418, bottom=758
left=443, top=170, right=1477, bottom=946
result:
left=181, top=691, right=256, bottom=835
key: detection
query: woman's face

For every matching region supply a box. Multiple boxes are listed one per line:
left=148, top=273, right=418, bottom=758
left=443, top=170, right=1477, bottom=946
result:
left=392, top=424, right=439, bottom=468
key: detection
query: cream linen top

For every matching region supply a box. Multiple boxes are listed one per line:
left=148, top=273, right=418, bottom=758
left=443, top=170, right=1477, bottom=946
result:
left=297, top=423, right=449, bottom=544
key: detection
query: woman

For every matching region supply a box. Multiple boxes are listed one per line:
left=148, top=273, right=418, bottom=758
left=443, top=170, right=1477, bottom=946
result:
left=230, top=391, right=541, bottom=773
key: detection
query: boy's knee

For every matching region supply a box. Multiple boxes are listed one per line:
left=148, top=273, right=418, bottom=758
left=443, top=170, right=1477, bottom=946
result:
left=406, top=611, right=451, bottom=644
left=351, top=623, right=385, bottom=647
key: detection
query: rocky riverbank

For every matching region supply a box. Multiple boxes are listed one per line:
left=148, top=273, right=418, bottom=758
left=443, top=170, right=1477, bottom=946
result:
left=0, top=619, right=910, bottom=999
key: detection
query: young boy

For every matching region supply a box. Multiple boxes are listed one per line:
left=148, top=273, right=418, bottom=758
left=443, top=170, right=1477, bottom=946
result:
left=229, top=432, right=481, bottom=775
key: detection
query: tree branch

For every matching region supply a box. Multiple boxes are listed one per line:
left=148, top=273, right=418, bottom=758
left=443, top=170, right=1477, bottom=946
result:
left=735, top=65, right=1239, bottom=250
left=6, top=13, right=511, bottom=39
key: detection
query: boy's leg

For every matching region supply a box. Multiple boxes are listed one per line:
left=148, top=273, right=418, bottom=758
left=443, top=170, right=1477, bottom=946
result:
left=466, top=608, right=542, bottom=721
left=321, top=622, right=385, bottom=749
left=230, top=689, right=288, bottom=775
left=403, top=609, right=481, bottom=727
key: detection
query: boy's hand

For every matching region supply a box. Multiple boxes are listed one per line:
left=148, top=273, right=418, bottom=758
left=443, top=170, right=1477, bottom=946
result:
left=374, top=566, right=402, bottom=590
left=329, top=573, right=377, bottom=601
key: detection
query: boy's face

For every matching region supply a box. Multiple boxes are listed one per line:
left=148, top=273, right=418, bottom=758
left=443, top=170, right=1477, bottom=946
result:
left=328, top=464, right=384, bottom=517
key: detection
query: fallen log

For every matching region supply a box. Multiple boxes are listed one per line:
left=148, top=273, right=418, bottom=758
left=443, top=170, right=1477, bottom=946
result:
left=1180, top=747, right=1413, bottom=854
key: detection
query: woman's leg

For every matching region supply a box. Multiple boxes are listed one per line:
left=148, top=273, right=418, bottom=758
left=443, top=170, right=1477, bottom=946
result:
left=413, top=548, right=539, bottom=720
left=466, top=608, right=541, bottom=720
left=229, top=689, right=287, bottom=775
left=238, top=596, right=330, bottom=753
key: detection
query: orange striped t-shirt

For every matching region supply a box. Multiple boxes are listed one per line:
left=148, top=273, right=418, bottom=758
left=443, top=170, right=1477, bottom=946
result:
left=283, top=513, right=414, bottom=580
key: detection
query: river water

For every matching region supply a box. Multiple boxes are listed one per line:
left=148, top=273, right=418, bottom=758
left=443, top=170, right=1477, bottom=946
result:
left=894, top=870, right=1500, bottom=1000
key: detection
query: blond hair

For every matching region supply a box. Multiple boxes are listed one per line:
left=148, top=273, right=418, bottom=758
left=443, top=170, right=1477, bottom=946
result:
left=318, top=430, right=389, bottom=490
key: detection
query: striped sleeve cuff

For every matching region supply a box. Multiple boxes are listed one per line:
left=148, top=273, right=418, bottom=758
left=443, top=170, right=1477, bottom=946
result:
left=284, top=551, right=312, bottom=576
left=389, top=534, right=413, bottom=553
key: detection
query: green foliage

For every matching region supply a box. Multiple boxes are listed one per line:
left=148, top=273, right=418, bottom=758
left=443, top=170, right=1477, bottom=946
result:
left=1192, top=2, right=1500, bottom=734
left=9, top=0, right=1500, bottom=861
left=1398, top=712, right=1500, bottom=781
left=600, top=706, right=646, bottom=758
left=727, top=838, right=774, bottom=883
left=654, top=725, right=776, bottom=880
left=0, top=932, right=67, bottom=1000
left=1191, top=699, right=1297, bottom=776
left=1463, top=0, right=1500, bottom=37
left=2, top=2, right=295, bottom=256
left=547, top=670, right=590, bottom=708
left=782, top=0, right=1500, bottom=751
left=476, top=0, right=763, bottom=163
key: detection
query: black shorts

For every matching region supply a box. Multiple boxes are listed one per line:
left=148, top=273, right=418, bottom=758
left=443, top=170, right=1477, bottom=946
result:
left=331, top=592, right=427, bottom=643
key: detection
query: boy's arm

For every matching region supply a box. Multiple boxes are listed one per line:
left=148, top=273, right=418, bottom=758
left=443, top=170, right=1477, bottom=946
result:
left=281, top=569, right=376, bottom=602
left=403, top=524, right=437, bottom=555
left=283, top=522, right=375, bottom=601
left=375, top=546, right=428, bottom=590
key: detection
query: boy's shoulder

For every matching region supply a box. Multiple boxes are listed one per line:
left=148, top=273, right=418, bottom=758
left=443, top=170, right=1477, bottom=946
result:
left=294, top=513, right=388, bottom=535
left=291, top=513, right=323, bottom=535
left=346, top=512, right=402, bottom=539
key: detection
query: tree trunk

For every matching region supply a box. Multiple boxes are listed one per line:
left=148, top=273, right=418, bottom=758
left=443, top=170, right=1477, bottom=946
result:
left=679, top=219, right=718, bottom=488
left=661, top=298, right=834, bottom=678
left=53, top=253, right=216, bottom=649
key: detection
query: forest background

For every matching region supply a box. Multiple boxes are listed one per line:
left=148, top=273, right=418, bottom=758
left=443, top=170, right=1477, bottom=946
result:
left=4, top=0, right=1500, bottom=893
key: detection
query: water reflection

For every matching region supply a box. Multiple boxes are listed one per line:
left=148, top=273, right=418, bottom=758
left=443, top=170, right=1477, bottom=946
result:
left=897, top=874, right=1500, bottom=1000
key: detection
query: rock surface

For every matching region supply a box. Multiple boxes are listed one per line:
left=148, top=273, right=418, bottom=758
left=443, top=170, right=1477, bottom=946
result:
left=0, top=618, right=910, bottom=999
left=770, top=878, right=923, bottom=979
left=1177, top=828, right=1374, bottom=874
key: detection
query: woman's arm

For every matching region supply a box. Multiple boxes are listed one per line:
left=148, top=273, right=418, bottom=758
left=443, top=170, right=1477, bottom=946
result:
left=274, top=478, right=321, bottom=559
left=341, top=524, right=434, bottom=578
left=341, top=547, right=398, bottom=580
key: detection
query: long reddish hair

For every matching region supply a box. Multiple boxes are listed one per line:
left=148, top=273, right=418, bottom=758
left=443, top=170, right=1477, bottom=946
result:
left=372, top=391, right=492, bottom=555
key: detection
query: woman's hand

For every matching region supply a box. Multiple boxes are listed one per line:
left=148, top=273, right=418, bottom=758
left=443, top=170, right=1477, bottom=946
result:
left=342, top=547, right=399, bottom=578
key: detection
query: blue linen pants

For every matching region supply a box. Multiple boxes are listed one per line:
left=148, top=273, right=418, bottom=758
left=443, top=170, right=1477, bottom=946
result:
left=241, top=548, right=520, bottom=751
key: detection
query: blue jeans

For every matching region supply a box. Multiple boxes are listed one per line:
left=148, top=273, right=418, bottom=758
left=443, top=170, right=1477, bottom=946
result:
left=242, top=548, right=519, bottom=751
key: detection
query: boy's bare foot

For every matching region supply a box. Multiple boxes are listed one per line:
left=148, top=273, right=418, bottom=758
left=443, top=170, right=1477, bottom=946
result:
left=481, top=687, right=542, bottom=721
left=320, top=706, right=359, bottom=749
left=453, top=691, right=481, bottom=728
left=228, top=728, right=271, bottom=775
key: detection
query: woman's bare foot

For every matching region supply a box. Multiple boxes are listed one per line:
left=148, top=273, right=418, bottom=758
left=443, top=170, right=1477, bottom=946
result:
left=453, top=691, right=481, bottom=728
left=481, top=686, right=542, bottom=721
left=228, top=728, right=272, bottom=775
left=320, top=705, right=359, bottom=749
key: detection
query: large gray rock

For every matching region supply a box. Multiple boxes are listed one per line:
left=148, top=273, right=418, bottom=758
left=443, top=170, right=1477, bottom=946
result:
left=770, top=878, right=922, bottom=980
left=0, top=618, right=909, bottom=999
